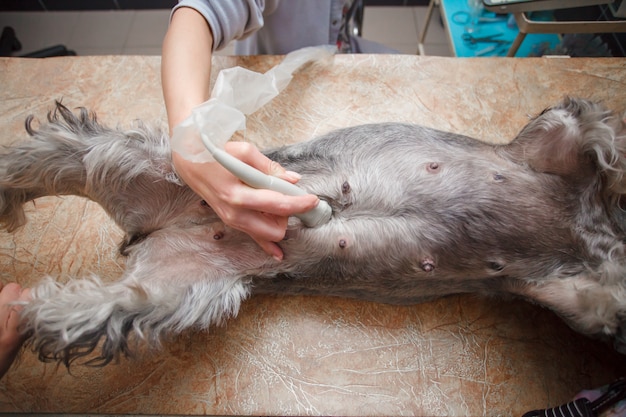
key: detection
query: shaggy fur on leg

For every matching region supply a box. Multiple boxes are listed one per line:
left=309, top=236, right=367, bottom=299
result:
left=0, top=97, right=625, bottom=367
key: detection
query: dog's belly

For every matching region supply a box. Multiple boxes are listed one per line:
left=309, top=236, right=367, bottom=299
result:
left=250, top=123, right=584, bottom=302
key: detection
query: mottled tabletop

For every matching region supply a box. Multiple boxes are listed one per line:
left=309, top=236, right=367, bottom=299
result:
left=0, top=55, right=625, bottom=416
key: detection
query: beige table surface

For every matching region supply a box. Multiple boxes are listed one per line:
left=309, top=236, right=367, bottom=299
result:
left=0, top=54, right=625, bottom=416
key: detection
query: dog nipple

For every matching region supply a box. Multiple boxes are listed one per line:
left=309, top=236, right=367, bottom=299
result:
left=213, top=231, right=224, bottom=240
left=338, top=238, right=348, bottom=249
left=420, top=258, right=435, bottom=272
left=342, top=181, right=351, bottom=194
left=427, top=162, right=440, bottom=173
left=488, top=261, right=504, bottom=271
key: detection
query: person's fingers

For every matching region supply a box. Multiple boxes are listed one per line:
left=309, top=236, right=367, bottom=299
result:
left=255, top=239, right=285, bottom=261
left=0, top=284, right=27, bottom=378
left=0, top=283, right=20, bottom=300
left=247, top=213, right=291, bottom=261
left=17, top=288, right=30, bottom=303
left=173, top=144, right=321, bottom=259
left=176, top=144, right=320, bottom=217
left=213, top=207, right=287, bottom=259
left=6, top=288, right=30, bottom=336
left=0, top=284, right=22, bottom=324
left=224, top=186, right=319, bottom=217
left=225, top=141, right=281, bottom=174
left=0, top=283, right=27, bottom=350
left=175, top=150, right=301, bottom=213
left=218, top=206, right=288, bottom=241
left=225, top=141, right=303, bottom=184
left=0, top=284, right=25, bottom=328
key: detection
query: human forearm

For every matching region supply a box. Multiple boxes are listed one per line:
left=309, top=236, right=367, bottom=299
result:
left=160, top=4, right=320, bottom=261
left=161, top=7, right=214, bottom=135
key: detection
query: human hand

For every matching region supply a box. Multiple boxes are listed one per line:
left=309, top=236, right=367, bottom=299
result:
left=173, top=141, right=320, bottom=260
left=0, top=282, right=30, bottom=378
left=163, top=8, right=320, bottom=260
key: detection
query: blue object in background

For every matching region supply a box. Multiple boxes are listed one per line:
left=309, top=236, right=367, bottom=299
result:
left=441, top=0, right=561, bottom=57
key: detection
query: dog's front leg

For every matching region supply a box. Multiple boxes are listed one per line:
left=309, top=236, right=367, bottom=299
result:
left=511, top=272, right=626, bottom=353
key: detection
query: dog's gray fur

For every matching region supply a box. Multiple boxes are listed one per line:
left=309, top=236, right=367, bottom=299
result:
left=1, top=97, right=625, bottom=367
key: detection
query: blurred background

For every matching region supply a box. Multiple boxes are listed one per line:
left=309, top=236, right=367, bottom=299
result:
left=0, top=0, right=452, bottom=57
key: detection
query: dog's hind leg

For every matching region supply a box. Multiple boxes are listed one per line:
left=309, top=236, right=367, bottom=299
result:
left=0, top=105, right=91, bottom=231
left=20, top=223, right=263, bottom=367
left=0, top=101, right=181, bottom=234
left=0, top=102, right=236, bottom=366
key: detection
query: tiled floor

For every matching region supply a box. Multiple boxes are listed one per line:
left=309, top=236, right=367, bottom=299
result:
left=0, top=6, right=451, bottom=57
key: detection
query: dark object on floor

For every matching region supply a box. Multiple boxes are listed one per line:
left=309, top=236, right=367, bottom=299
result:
left=0, top=26, right=76, bottom=57
left=523, top=378, right=626, bottom=417
left=0, top=26, right=21, bottom=56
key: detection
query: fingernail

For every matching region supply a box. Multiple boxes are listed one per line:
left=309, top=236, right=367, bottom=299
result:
left=273, top=254, right=283, bottom=262
left=285, top=171, right=302, bottom=181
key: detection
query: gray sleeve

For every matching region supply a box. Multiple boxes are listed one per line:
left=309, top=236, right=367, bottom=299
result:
left=172, top=0, right=269, bottom=51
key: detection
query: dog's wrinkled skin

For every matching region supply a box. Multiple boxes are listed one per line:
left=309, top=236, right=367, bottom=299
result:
left=1, top=98, right=625, bottom=367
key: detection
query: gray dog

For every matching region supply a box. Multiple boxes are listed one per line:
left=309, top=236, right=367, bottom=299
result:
left=1, top=97, right=625, bottom=367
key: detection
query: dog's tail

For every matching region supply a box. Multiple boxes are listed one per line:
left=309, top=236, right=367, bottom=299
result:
left=0, top=101, right=178, bottom=233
